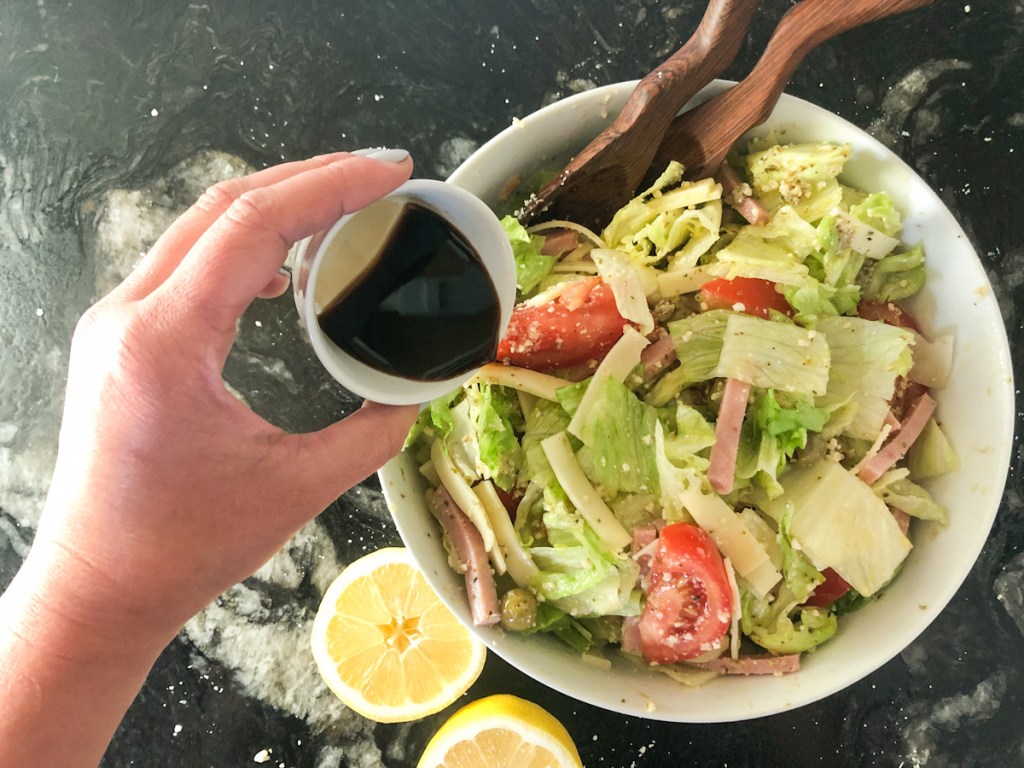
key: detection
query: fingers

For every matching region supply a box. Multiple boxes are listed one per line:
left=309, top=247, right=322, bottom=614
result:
left=287, top=401, right=420, bottom=518
left=255, top=269, right=292, bottom=300
left=156, top=153, right=413, bottom=335
left=115, top=153, right=353, bottom=302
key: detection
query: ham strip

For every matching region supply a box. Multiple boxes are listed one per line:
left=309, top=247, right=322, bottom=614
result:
left=891, top=506, right=911, bottom=536
left=708, top=378, right=751, bottom=495
left=715, top=163, right=771, bottom=225
left=432, top=486, right=501, bottom=626
left=699, top=653, right=801, bottom=676
left=540, top=229, right=580, bottom=256
left=857, top=393, right=937, bottom=485
left=641, top=333, right=677, bottom=381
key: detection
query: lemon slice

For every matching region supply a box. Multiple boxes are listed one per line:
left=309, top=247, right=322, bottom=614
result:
left=311, top=547, right=486, bottom=723
left=417, top=694, right=583, bottom=768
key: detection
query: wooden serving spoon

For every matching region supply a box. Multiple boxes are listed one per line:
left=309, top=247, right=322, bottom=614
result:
left=517, top=0, right=762, bottom=230
left=648, top=0, right=935, bottom=183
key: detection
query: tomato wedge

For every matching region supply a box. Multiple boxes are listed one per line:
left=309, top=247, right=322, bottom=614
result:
left=496, top=277, right=628, bottom=370
left=803, top=568, right=852, bottom=608
left=700, top=277, right=792, bottom=319
left=638, top=523, right=733, bottom=664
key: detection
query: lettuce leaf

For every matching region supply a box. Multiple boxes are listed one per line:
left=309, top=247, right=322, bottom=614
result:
left=529, top=505, right=641, bottom=618
left=501, top=215, right=556, bottom=295
left=816, top=316, right=914, bottom=440
left=748, top=606, right=838, bottom=654
left=576, top=377, right=659, bottom=495
left=717, top=314, right=831, bottom=396
left=859, top=245, right=926, bottom=303
left=876, top=476, right=948, bottom=524
left=466, top=383, right=525, bottom=492
left=849, top=191, right=902, bottom=238
left=735, top=390, right=829, bottom=498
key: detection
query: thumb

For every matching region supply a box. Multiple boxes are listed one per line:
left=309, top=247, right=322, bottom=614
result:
left=290, top=401, right=420, bottom=514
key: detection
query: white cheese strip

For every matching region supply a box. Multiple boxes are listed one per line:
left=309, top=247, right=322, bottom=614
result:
left=723, top=557, right=742, bottom=662
left=678, top=478, right=782, bottom=599
left=567, top=325, right=650, bottom=438
left=657, top=264, right=718, bottom=298
left=431, top=439, right=496, bottom=554
left=471, top=363, right=569, bottom=402
left=540, top=431, right=632, bottom=551
left=474, top=480, right=539, bottom=587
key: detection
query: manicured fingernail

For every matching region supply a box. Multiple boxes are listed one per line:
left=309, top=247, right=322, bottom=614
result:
left=350, top=147, right=410, bottom=164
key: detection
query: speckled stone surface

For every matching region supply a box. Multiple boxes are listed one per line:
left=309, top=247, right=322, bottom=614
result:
left=1, top=1, right=1022, bottom=766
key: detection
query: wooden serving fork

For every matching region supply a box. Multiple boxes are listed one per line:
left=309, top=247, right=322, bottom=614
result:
left=518, top=0, right=761, bottom=229
left=648, top=0, right=935, bottom=182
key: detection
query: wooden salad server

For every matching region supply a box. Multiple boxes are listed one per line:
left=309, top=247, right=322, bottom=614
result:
left=517, top=0, right=762, bottom=229
left=648, top=0, right=935, bottom=183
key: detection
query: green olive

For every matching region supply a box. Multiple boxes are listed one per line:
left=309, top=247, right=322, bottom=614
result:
left=499, top=588, right=538, bottom=632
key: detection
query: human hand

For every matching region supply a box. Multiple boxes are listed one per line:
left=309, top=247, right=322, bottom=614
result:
left=24, top=151, right=418, bottom=651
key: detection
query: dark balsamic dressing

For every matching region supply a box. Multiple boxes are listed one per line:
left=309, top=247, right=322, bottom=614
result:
left=317, top=201, right=501, bottom=382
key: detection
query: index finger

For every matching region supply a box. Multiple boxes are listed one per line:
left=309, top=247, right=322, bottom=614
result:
left=113, top=153, right=354, bottom=302
left=154, top=152, right=413, bottom=334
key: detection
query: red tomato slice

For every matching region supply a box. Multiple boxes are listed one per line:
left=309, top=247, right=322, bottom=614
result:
left=638, top=523, right=733, bottom=664
left=700, top=277, right=792, bottom=319
left=496, top=278, right=628, bottom=370
left=803, top=568, right=852, bottom=608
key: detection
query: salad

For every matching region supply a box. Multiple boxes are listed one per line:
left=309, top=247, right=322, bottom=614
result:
left=403, top=137, right=959, bottom=682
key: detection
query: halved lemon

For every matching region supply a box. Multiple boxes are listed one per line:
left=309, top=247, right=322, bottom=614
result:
left=311, top=547, right=486, bottom=723
left=417, top=694, right=583, bottom=768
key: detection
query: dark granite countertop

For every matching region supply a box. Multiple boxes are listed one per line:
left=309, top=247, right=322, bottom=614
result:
left=1, top=1, right=1022, bottom=766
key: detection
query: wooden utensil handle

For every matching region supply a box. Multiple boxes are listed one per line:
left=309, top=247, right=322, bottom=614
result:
left=729, top=0, right=934, bottom=126
left=609, top=0, right=761, bottom=139
left=653, top=0, right=934, bottom=179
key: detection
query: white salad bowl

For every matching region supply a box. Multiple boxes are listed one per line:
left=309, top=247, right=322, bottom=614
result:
left=377, top=80, right=1014, bottom=722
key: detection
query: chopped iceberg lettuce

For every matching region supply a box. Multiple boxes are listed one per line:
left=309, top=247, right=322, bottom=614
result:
left=501, top=214, right=556, bottom=295
left=748, top=605, right=838, bottom=654
left=848, top=191, right=902, bottom=238
left=765, top=459, right=911, bottom=596
left=874, top=474, right=948, bottom=524
left=663, top=403, right=717, bottom=459
left=859, top=245, right=926, bottom=303
left=716, top=314, right=831, bottom=396
left=816, top=315, right=914, bottom=440
left=529, top=505, right=641, bottom=618
left=466, top=383, right=525, bottom=492
left=708, top=206, right=818, bottom=287
left=907, top=417, right=960, bottom=480
left=602, top=164, right=722, bottom=267
left=736, top=390, right=829, bottom=498
left=575, top=377, right=659, bottom=496
left=665, top=309, right=732, bottom=385
left=744, top=142, right=851, bottom=206
left=521, top=398, right=572, bottom=497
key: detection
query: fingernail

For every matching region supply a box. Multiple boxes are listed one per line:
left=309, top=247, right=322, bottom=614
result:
left=350, top=147, right=410, bottom=164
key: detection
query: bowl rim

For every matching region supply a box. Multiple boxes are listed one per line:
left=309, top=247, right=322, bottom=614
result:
left=379, top=79, right=1015, bottom=722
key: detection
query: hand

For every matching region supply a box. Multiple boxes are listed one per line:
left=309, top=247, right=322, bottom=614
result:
left=21, top=151, right=418, bottom=651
